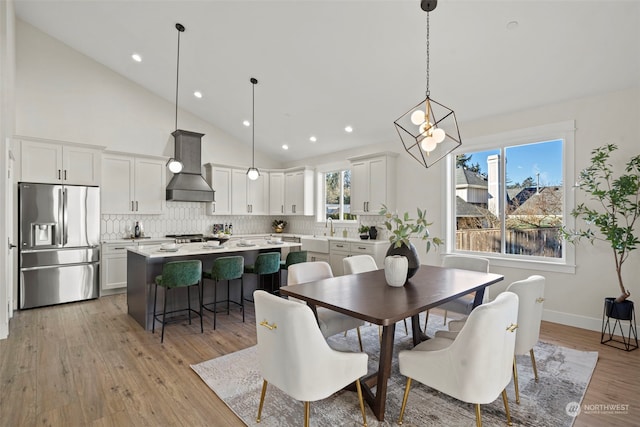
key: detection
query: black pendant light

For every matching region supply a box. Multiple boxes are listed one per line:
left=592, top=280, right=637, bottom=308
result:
left=166, top=23, right=185, bottom=174
left=247, top=77, right=260, bottom=180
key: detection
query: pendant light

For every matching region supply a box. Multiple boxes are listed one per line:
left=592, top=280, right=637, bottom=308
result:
left=247, top=77, right=260, bottom=180
left=166, top=23, right=185, bottom=174
left=394, top=0, right=461, bottom=169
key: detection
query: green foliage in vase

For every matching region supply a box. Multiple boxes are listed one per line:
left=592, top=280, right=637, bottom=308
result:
left=272, top=219, right=287, bottom=228
left=379, top=204, right=443, bottom=253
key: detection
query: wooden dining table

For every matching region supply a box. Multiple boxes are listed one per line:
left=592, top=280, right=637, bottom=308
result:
left=279, top=264, right=504, bottom=421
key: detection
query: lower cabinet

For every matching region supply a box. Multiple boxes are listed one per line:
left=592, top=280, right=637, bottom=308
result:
left=307, top=251, right=330, bottom=264
left=328, top=240, right=387, bottom=276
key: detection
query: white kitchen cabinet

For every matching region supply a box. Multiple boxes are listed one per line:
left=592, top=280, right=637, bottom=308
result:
left=231, top=169, right=269, bottom=215
left=307, top=251, right=330, bottom=264
left=204, top=164, right=232, bottom=215
left=349, top=153, right=397, bottom=215
left=328, top=240, right=388, bottom=276
left=284, top=168, right=314, bottom=215
left=20, top=139, right=101, bottom=185
left=101, top=153, right=166, bottom=214
left=269, top=171, right=285, bottom=215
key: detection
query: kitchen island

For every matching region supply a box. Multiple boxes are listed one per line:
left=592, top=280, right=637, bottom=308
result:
left=127, top=239, right=301, bottom=330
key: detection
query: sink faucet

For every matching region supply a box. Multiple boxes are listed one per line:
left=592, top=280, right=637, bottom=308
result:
left=326, top=217, right=335, bottom=237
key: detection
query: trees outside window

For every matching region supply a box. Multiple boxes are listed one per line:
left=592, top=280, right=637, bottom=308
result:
left=324, top=170, right=356, bottom=221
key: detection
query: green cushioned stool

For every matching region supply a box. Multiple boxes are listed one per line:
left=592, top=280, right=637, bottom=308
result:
left=202, top=256, right=245, bottom=330
left=279, top=250, right=307, bottom=286
left=244, top=252, right=281, bottom=298
left=153, top=260, right=203, bottom=343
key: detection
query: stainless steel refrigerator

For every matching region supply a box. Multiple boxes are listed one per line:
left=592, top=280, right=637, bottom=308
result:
left=18, top=183, right=100, bottom=309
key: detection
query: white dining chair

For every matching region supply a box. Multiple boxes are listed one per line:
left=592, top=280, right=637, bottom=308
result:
left=253, top=290, right=368, bottom=427
left=398, top=291, right=519, bottom=427
left=288, top=261, right=365, bottom=351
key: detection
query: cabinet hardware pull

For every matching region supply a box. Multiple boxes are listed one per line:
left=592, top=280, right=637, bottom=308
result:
left=358, top=247, right=366, bottom=250
left=536, top=297, right=545, bottom=303
left=212, top=203, right=215, bottom=213
left=259, top=320, right=277, bottom=330
left=136, top=201, right=139, bottom=211
left=131, top=201, right=134, bottom=211
left=506, top=323, right=519, bottom=333
left=281, top=205, right=283, bottom=213
left=58, top=169, right=61, bottom=180
left=64, top=170, right=67, bottom=180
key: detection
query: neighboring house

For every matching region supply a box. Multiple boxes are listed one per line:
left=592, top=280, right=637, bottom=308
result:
left=508, top=186, right=563, bottom=227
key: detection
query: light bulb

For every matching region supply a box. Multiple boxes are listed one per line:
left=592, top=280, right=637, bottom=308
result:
left=411, top=110, right=426, bottom=125
left=421, top=136, right=438, bottom=152
left=167, top=159, right=183, bottom=173
left=247, top=167, right=260, bottom=180
left=432, top=127, right=446, bottom=143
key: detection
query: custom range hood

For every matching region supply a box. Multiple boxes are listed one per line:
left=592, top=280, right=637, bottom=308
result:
left=165, top=130, right=215, bottom=202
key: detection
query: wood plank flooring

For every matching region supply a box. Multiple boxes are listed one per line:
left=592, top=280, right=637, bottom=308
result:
left=1, top=294, right=638, bottom=426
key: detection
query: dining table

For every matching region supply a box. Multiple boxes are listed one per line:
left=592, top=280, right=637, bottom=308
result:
left=279, top=264, right=504, bottom=421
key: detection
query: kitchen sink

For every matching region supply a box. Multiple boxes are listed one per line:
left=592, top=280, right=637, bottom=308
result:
left=301, top=236, right=329, bottom=253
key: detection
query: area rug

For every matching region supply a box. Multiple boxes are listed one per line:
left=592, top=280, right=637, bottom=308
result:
left=192, top=314, right=598, bottom=426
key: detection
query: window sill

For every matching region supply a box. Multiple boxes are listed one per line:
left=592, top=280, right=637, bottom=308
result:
left=447, top=251, right=576, bottom=274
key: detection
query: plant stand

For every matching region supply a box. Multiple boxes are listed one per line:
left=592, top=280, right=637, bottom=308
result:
left=601, top=298, right=638, bottom=351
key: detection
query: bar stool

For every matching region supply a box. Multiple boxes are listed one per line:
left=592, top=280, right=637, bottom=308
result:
left=202, top=256, right=245, bottom=330
left=244, top=252, right=281, bottom=297
left=152, top=260, right=203, bottom=343
left=279, top=250, right=307, bottom=286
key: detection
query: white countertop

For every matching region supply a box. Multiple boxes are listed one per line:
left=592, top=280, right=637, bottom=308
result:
left=129, top=240, right=301, bottom=259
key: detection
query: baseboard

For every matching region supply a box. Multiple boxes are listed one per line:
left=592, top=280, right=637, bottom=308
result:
left=542, top=308, right=604, bottom=332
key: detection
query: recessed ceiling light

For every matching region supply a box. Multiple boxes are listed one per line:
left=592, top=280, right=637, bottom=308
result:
left=309, top=136, right=317, bottom=143
left=282, top=144, right=289, bottom=150
left=193, top=91, right=203, bottom=98
left=243, top=120, right=251, bottom=127
left=131, top=53, right=142, bottom=62
left=506, top=20, right=519, bottom=30
left=345, top=126, right=353, bottom=133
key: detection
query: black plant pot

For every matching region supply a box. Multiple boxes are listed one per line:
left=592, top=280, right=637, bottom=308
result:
left=359, top=234, right=369, bottom=240
left=386, top=242, right=420, bottom=279
left=369, top=226, right=378, bottom=240
left=604, top=297, right=634, bottom=320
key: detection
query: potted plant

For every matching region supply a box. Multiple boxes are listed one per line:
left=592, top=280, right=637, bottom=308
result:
left=358, top=225, right=370, bottom=240
left=272, top=219, right=287, bottom=233
left=380, top=204, right=443, bottom=279
left=560, top=144, right=640, bottom=320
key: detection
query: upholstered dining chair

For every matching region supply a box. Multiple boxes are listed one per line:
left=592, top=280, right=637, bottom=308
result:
left=152, top=260, right=203, bottom=343
left=424, top=254, right=490, bottom=331
left=288, top=261, right=365, bottom=352
left=343, top=254, right=408, bottom=336
left=253, top=290, right=368, bottom=427
left=398, top=292, right=519, bottom=427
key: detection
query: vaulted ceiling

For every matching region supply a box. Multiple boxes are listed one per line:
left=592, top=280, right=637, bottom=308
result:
left=14, top=0, right=640, bottom=162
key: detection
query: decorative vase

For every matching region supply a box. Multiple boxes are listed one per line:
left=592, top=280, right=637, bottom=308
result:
left=273, top=227, right=284, bottom=234
left=369, top=226, right=378, bottom=240
left=384, top=255, right=408, bottom=287
left=386, top=242, right=420, bottom=279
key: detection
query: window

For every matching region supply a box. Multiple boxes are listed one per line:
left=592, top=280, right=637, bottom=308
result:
left=446, top=121, right=575, bottom=270
left=324, top=169, right=356, bottom=221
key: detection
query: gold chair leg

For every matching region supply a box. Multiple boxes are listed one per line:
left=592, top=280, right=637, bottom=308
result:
left=513, top=356, right=520, bottom=404
left=444, top=310, right=448, bottom=325
left=398, top=377, right=412, bottom=425
left=423, top=310, right=430, bottom=333
left=304, top=401, right=310, bottom=427
left=474, top=403, right=482, bottom=427
left=344, top=330, right=348, bottom=337
left=356, top=327, right=363, bottom=352
left=256, top=379, right=268, bottom=423
left=355, top=379, right=368, bottom=427
left=502, top=388, right=513, bottom=426
left=530, top=348, right=539, bottom=381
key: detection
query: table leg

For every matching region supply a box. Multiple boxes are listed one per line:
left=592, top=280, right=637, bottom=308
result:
left=410, top=314, right=428, bottom=346
left=473, top=287, right=486, bottom=308
left=360, top=322, right=396, bottom=421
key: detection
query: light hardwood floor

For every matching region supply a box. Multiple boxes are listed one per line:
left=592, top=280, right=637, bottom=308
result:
left=0, top=294, right=638, bottom=426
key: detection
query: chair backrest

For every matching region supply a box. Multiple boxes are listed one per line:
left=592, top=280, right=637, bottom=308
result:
left=211, top=256, right=244, bottom=280
left=285, top=250, right=308, bottom=268
left=160, top=260, right=202, bottom=287
left=441, top=254, right=489, bottom=273
left=253, top=290, right=366, bottom=402
left=343, top=254, right=378, bottom=275
left=506, top=275, right=545, bottom=355
left=253, top=252, right=281, bottom=275
left=288, top=261, right=333, bottom=285
left=446, top=291, right=519, bottom=403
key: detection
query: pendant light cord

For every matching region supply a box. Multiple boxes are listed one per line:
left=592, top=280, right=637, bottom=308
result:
left=175, top=23, right=185, bottom=131
left=425, top=12, right=430, bottom=99
left=251, top=78, right=257, bottom=168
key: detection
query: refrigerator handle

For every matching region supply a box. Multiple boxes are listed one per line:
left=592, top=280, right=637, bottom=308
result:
left=62, top=188, right=68, bottom=245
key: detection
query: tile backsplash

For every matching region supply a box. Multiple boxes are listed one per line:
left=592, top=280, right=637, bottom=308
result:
left=101, top=201, right=388, bottom=241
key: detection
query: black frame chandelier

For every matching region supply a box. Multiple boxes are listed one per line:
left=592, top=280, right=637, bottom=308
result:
left=394, top=0, right=462, bottom=169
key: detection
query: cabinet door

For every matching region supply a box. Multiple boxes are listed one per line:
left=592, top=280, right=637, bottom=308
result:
left=209, top=167, right=232, bottom=215
left=248, top=172, right=269, bottom=215
left=21, top=140, right=63, bottom=183
left=269, top=172, right=285, bottom=215
left=101, top=155, right=135, bottom=214
left=350, top=160, right=369, bottom=214
left=134, top=158, right=165, bottom=214
left=329, top=252, right=348, bottom=276
left=62, top=146, right=101, bottom=185
left=231, top=169, right=249, bottom=214
left=284, top=171, right=303, bottom=215
left=367, top=157, right=387, bottom=214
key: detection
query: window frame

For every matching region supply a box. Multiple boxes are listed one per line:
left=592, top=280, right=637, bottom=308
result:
left=316, top=165, right=358, bottom=224
left=444, top=120, right=576, bottom=273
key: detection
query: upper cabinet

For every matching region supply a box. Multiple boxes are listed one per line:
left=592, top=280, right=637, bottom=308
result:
left=269, top=172, right=285, bottom=215
left=284, top=168, right=314, bottom=216
left=204, top=164, right=232, bottom=215
left=231, top=169, right=269, bottom=215
left=349, top=153, right=397, bottom=215
left=101, top=153, right=165, bottom=215
left=20, top=139, right=102, bottom=185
